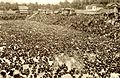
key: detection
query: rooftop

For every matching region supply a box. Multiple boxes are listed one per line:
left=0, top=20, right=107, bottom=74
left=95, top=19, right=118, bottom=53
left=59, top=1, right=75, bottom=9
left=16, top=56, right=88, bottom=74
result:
left=18, top=6, right=29, bottom=10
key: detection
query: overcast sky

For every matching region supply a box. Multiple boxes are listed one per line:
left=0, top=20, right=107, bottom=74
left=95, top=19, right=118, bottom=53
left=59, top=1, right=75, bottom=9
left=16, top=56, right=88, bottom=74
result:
left=0, top=0, right=73, bottom=4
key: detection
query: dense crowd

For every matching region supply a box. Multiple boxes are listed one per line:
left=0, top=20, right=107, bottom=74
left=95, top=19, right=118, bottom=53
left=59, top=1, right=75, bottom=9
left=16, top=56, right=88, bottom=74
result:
left=0, top=12, right=120, bottom=78
left=0, top=48, right=80, bottom=78
left=0, top=20, right=84, bottom=78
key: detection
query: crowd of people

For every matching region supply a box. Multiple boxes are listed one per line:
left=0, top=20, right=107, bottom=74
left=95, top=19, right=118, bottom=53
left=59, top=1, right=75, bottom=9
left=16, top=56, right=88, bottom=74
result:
left=0, top=12, right=120, bottom=78
left=0, top=20, right=86, bottom=78
left=30, top=13, right=120, bottom=77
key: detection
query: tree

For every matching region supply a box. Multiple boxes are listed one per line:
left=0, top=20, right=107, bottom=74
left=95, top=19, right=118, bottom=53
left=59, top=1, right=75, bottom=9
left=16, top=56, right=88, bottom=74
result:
left=34, top=2, right=39, bottom=10
left=59, top=0, right=71, bottom=8
left=64, top=0, right=71, bottom=8
left=28, top=3, right=35, bottom=10
left=11, top=3, right=18, bottom=10
left=0, top=2, right=6, bottom=10
left=71, top=0, right=82, bottom=9
left=4, top=2, right=11, bottom=10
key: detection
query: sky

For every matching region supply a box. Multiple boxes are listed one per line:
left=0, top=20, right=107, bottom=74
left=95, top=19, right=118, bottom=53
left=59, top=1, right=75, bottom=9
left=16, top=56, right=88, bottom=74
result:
left=0, top=0, right=73, bottom=4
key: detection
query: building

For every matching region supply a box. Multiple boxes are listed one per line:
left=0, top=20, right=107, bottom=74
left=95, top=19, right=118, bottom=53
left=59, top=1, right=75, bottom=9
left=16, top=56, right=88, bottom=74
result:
left=0, top=10, right=4, bottom=15
left=7, top=9, right=16, bottom=14
left=60, top=8, right=76, bottom=15
left=18, top=6, right=29, bottom=14
left=0, top=6, right=5, bottom=15
left=86, top=4, right=104, bottom=11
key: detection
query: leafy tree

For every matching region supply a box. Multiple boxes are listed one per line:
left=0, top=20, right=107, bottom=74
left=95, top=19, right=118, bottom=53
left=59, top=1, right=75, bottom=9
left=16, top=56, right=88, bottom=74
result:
left=4, top=2, right=11, bottom=10
left=71, top=0, right=82, bottom=9
left=11, top=3, right=18, bottom=10
left=59, top=0, right=71, bottom=8
left=0, top=2, right=6, bottom=10
left=28, top=3, right=35, bottom=10
left=34, top=2, right=39, bottom=10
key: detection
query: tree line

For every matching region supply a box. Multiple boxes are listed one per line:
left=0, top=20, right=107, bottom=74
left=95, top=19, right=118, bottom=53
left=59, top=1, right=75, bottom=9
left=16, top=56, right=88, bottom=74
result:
left=0, top=0, right=120, bottom=11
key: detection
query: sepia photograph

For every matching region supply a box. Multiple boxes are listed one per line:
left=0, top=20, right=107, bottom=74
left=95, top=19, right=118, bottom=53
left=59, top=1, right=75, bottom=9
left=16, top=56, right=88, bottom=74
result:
left=0, top=0, right=120, bottom=78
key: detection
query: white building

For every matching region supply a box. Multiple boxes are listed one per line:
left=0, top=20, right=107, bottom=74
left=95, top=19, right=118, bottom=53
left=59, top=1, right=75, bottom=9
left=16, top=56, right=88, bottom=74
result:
left=18, top=6, right=29, bottom=14
left=86, top=4, right=104, bottom=11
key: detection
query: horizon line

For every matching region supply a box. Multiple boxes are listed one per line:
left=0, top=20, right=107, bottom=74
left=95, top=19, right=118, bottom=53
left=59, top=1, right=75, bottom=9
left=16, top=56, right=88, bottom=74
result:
left=0, top=0, right=73, bottom=5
